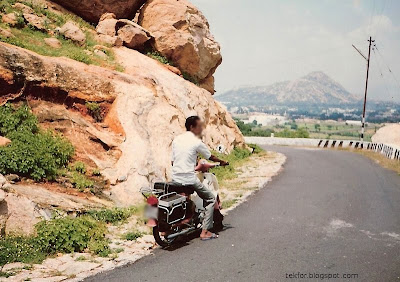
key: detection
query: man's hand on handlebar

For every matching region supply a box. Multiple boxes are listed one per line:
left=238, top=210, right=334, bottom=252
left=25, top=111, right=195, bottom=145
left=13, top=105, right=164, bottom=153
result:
left=219, top=160, right=229, bottom=166
left=210, top=155, right=229, bottom=167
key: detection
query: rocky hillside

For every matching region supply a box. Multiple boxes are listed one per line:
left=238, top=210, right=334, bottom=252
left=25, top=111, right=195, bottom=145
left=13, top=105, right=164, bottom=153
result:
left=372, top=123, right=400, bottom=147
left=217, top=71, right=360, bottom=107
left=0, top=0, right=244, bottom=234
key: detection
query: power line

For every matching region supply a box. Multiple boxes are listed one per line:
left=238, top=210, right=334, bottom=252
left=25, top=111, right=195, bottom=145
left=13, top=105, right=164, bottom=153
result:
left=374, top=44, right=400, bottom=91
left=372, top=48, right=394, bottom=99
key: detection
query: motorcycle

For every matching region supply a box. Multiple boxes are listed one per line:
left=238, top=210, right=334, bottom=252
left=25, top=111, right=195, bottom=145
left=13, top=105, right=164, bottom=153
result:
left=140, top=160, right=227, bottom=247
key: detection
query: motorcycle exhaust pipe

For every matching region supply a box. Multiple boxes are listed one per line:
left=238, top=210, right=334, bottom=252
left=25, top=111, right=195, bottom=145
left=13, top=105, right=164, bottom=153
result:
left=166, top=226, right=196, bottom=239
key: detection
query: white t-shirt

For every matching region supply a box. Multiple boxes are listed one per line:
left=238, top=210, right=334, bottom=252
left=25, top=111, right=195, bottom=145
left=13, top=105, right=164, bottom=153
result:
left=171, top=131, right=212, bottom=185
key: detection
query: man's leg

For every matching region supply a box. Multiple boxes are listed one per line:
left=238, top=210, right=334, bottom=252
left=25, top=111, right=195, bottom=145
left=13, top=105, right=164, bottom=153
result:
left=193, top=181, right=216, bottom=238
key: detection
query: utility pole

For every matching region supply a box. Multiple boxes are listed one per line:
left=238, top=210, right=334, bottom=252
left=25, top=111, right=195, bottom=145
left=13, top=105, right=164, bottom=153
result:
left=353, top=36, right=374, bottom=145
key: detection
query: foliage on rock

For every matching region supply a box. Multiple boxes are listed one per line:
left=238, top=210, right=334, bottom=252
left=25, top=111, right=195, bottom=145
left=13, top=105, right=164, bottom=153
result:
left=210, top=147, right=254, bottom=183
left=85, top=102, right=103, bottom=122
left=0, top=236, right=46, bottom=266
left=0, top=205, right=140, bottom=265
left=0, top=0, right=122, bottom=70
left=86, top=206, right=138, bottom=224
left=35, top=216, right=108, bottom=254
left=0, top=104, right=74, bottom=180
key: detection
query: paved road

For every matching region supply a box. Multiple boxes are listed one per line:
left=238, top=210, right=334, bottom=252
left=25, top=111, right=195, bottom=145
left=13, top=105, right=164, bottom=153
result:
left=87, top=146, right=400, bottom=282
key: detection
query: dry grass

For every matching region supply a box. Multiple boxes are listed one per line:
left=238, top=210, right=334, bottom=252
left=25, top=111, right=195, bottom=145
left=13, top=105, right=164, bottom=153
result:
left=355, top=150, right=400, bottom=174
left=218, top=150, right=286, bottom=212
left=334, top=147, right=400, bottom=174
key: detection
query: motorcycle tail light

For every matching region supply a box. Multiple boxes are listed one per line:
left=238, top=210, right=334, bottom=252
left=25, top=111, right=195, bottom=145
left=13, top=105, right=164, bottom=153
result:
left=147, top=196, right=158, bottom=206
left=147, top=218, right=157, bottom=227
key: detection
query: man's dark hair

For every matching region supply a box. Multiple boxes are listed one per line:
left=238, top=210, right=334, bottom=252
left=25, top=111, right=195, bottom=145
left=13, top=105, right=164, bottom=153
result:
left=185, top=116, right=200, bottom=131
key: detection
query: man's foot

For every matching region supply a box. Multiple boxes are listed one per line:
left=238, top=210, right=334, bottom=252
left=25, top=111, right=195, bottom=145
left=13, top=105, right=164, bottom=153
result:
left=200, top=230, right=219, bottom=240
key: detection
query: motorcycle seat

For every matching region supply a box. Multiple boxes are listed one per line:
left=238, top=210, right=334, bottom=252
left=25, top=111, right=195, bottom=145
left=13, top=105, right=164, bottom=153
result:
left=153, top=182, right=195, bottom=195
left=167, top=183, right=195, bottom=195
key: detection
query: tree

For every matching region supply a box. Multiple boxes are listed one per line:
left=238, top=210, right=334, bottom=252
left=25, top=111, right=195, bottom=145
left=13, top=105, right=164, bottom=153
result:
left=314, top=124, right=321, bottom=132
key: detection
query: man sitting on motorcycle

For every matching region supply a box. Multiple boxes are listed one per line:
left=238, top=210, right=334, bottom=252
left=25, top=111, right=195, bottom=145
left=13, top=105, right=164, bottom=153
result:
left=171, top=116, right=228, bottom=241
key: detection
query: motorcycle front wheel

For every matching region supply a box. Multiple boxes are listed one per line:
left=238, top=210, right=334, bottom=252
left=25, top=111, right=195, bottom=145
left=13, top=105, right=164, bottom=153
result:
left=153, top=226, right=176, bottom=247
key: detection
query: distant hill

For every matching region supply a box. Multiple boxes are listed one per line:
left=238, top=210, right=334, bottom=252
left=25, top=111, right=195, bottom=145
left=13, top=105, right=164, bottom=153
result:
left=216, top=71, right=360, bottom=107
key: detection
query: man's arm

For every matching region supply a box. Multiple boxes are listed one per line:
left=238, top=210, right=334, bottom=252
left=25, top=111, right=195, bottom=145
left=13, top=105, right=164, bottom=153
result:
left=198, top=141, right=229, bottom=166
left=209, top=155, right=229, bottom=166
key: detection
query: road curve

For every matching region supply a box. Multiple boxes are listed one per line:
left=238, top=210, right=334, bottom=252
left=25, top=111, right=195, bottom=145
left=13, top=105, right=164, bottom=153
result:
left=86, top=146, right=400, bottom=281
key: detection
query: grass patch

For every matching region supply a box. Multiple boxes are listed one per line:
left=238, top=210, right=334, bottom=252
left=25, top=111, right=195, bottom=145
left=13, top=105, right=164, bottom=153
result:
left=124, top=231, right=142, bottom=241
left=0, top=236, right=46, bottom=266
left=70, top=171, right=94, bottom=191
left=248, top=143, right=263, bottom=154
left=210, top=147, right=255, bottom=185
left=0, top=0, right=123, bottom=70
left=144, top=48, right=200, bottom=85
left=182, top=71, right=199, bottom=85
left=72, top=161, right=86, bottom=174
left=75, top=255, right=87, bottom=261
left=36, top=216, right=108, bottom=254
left=86, top=206, right=138, bottom=224
left=221, top=199, right=238, bottom=209
left=353, top=149, right=400, bottom=174
left=0, top=103, right=74, bottom=181
left=0, top=205, right=140, bottom=266
left=145, top=49, right=171, bottom=65
left=85, top=102, right=103, bottom=122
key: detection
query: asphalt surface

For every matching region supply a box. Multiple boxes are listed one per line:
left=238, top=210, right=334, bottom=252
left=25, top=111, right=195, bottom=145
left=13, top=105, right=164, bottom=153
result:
left=87, top=146, right=400, bottom=282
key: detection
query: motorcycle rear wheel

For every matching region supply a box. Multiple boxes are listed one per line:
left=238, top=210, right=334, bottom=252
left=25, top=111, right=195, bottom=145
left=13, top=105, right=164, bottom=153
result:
left=153, top=226, right=176, bottom=247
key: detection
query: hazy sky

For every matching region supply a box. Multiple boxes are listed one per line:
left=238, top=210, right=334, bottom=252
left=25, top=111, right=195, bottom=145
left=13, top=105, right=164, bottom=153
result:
left=191, top=0, right=400, bottom=102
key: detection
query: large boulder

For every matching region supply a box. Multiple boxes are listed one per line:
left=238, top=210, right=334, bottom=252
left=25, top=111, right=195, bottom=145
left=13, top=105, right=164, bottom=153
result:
left=116, top=21, right=151, bottom=50
left=96, top=15, right=151, bottom=49
left=1, top=13, right=18, bottom=26
left=58, top=21, right=86, bottom=46
left=139, top=0, right=222, bottom=93
left=372, top=123, right=400, bottom=147
left=52, top=0, right=146, bottom=23
left=3, top=193, right=41, bottom=235
left=23, top=13, right=47, bottom=31
left=0, top=43, right=244, bottom=206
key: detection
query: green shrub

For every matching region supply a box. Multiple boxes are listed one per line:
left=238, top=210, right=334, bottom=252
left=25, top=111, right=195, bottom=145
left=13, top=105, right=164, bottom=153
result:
left=248, top=143, right=263, bottom=154
left=92, top=168, right=101, bottom=176
left=275, top=128, right=310, bottom=138
left=87, top=240, right=110, bottom=257
left=86, top=207, right=138, bottom=224
left=15, top=13, right=26, bottom=29
left=35, top=216, right=108, bottom=254
left=0, top=236, right=46, bottom=266
left=85, top=102, right=102, bottom=122
left=182, top=72, right=199, bottom=85
left=0, top=271, right=15, bottom=278
left=0, top=104, right=74, bottom=180
left=70, top=172, right=94, bottom=191
left=145, top=50, right=171, bottom=65
left=124, top=231, right=142, bottom=241
left=0, top=103, right=38, bottom=136
left=210, top=147, right=252, bottom=183
left=235, top=119, right=274, bottom=137
left=221, top=198, right=238, bottom=209
left=72, top=161, right=86, bottom=174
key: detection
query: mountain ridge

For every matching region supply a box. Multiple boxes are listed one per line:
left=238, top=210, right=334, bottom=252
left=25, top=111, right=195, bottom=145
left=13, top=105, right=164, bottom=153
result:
left=216, top=71, right=360, bottom=107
